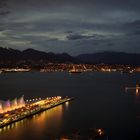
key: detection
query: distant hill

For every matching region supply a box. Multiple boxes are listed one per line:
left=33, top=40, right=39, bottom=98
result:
left=0, top=47, right=80, bottom=66
left=76, top=51, right=140, bottom=65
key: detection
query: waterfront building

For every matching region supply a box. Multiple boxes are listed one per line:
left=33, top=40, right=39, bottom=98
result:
left=0, top=96, right=25, bottom=114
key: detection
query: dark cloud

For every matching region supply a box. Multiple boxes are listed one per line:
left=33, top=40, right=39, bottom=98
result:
left=0, top=0, right=10, bottom=16
left=0, top=0, right=7, bottom=8
left=132, top=30, right=140, bottom=35
left=123, top=19, right=140, bottom=36
left=67, top=33, right=106, bottom=41
left=67, top=34, right=91, bottom=40
left=0, top=0, right=140, bottom=54
left=130, top=20, right=140, bottom=27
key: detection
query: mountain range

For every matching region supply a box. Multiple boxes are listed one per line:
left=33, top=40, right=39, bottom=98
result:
left=0, top=47, right=140, bottom=65
left=0, top=47, right=79, bottom=64
left=76, top=51, right=140, bottom=65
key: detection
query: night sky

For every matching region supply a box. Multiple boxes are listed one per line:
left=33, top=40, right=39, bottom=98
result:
left=0, top=0, right=140, bottom=55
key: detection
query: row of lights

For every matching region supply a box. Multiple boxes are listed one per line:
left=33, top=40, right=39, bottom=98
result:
left=26, top=96, right=62, bottom=103
left=26, top=98, right=42, bottom=102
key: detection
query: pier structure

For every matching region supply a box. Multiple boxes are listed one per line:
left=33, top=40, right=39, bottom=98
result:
left=0, top=96, right=73, bottom=128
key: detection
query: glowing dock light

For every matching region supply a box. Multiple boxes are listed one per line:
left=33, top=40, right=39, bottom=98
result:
left=97, top=128, right=104, bottom=136
left=125, top=83, right=140, bottom=96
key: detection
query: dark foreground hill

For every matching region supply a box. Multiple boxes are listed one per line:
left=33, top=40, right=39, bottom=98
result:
left=0, top=47, right=79, bottom=65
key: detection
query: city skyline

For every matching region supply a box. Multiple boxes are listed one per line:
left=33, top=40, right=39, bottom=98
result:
left=0, top=0, right=140, bottom=55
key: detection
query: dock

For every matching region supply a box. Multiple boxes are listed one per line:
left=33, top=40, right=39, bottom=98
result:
left=0, top=96, right=73, bottom=128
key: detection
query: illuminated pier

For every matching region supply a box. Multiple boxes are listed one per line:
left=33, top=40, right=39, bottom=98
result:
left=0, top=96, right=73, bottom=128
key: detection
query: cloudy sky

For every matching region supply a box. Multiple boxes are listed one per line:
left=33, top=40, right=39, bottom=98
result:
left=0, top=0, right=140, bottom=55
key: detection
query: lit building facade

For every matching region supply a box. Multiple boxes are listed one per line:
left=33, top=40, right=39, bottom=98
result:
left=0, top=96, right=25, bottom=114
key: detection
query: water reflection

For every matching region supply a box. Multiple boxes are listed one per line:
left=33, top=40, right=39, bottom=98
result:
left=125, top=84, right=140, bottom=104
left=65, top=101, right=69, bottom=109
left=136, top=88, right=139, bottom=96
left=30, top=104, right=63, bottom=134
left=0, top=119, right=26, bottom=134
left=0, top=104, right=65, bottom=140
left=125, top=84, right=140, bottom=96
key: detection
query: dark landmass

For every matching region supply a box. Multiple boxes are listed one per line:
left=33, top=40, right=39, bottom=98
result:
left=0, top=47, right=140, bottom=69
left=0, top=47, right=80, bottom=68
left=76, top=51, right=140, bottom=65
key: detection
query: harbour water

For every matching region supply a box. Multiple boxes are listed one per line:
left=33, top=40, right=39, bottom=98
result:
left=0, top=72, right=140, bottom=140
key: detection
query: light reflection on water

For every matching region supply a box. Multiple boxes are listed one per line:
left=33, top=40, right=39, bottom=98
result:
left=0, top=119, right=26, bottom=134
left=125, top=84, right=140, bottom=105
left=135, top=92, right=140, bottom=107
left=65, top=101, right=69, bottom=109
left=30, top=104, right=63, bottom=135
left=0, top=104, right=64, bottom=140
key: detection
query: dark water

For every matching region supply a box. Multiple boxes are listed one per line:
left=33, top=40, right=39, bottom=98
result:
left=0, top=72, right=140, bottom=140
